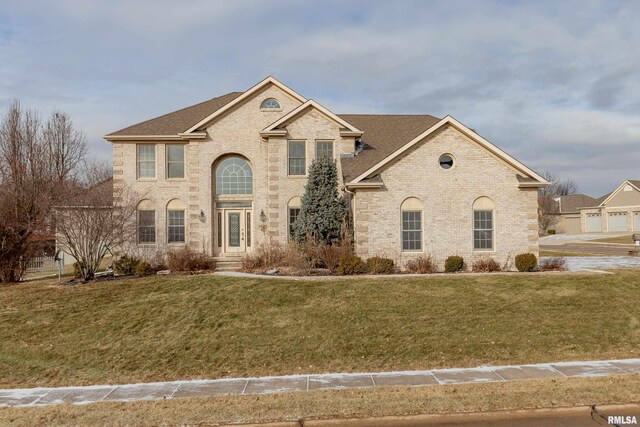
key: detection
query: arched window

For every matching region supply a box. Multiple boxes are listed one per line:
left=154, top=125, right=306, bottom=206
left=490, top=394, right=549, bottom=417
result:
left=288, top=196, right=302, bottom=239
left=401, top=197, right=423, bottom=251
left=260, top=98, right=280, bottom=109
left=473, top=197, right=495, bottom=250
left=137, top=199, right=156, bottom=244
left=215, top=157, right=253, bottom=195
left=167, top=199, right=187, bottom=243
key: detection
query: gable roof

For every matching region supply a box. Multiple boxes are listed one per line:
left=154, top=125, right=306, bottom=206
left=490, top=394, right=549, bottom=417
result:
left=105, top=92, right=242, bottom=138
left=344, top=115, right=549, bottom=187
left=262, top=100, right=362, bottom=136
left=555, top=194, right=596, bottom=213
left=183, top=76, right=306, bottom=134
left=338, top=114, right=440, bottom=182
left=599, top=179, right=640, bottom=206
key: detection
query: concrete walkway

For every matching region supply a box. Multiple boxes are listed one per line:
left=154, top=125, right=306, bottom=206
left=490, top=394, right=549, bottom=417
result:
left=2, top=358, right=639, bottom=408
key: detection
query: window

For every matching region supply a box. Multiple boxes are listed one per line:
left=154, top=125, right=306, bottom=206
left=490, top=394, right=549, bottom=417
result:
left=289, top=208, right=300, bottom=239
left=167, top=210, right=185, bottom=243
left=137, top=209, right=155, bottom=244
left=215, top=157, right=253, bottom=194
left=260, top=98, right=280, bottom=109
left=473, top=197, right=495, bottom=250
left=288, top=140, right=306, bottom=175
left=439, top=154, right=454, bottom=169
left=167, top=144, right=185, bottom=179
left=402, top=211, right=422, bottom=251
left=401, top=197, right=423, bottom=251
left=246, top=212, right=251, bottom=247
left=137, top=145, right=155, bottom=178
left=217, top=212, right=222, bottom=247
left=316, top=140, right=333, bottom=159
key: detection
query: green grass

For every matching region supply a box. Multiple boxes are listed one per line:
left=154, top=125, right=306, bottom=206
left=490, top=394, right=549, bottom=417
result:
left=590, top=234, right=635, bottom=244
left=1, top=271, right=640, bottom=388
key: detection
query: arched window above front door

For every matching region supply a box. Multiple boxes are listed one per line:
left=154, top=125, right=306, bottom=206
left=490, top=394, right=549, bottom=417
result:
left=215, top=156, right=253, bottom=195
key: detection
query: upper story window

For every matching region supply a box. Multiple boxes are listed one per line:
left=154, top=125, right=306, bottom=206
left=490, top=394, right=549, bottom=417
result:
left=260, top=98, right=281, bottom=110
left=137, top=144, right=156, bottom=178
left=288, top=140, right=306, bottom=175
left=316, top=140, right=334, bottom=159
left=215, top=156, right=253, bottom=194
left=166, top=144, right=185, bottom=179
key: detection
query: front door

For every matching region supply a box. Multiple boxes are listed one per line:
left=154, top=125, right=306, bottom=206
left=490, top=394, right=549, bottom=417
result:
left=225, top=210, right=245, bottom=253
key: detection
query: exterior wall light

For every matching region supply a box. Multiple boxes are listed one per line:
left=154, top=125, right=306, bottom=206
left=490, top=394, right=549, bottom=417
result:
left=199, top=210, right=206, bottom=222
left=260, top=210, right=267, bottom=223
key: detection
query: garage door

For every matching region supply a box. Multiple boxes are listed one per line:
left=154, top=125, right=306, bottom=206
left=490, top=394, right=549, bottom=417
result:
left=608, top=212, right=628, bottom=232
left=564, top=216, right=581, bottom=234
left=586, top=214, right=602, bottom=232
left=634, top=212, right=640, bottom=231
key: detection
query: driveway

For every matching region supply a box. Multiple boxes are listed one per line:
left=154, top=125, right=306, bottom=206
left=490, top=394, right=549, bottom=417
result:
left=540, top=232, right=629, bottom=246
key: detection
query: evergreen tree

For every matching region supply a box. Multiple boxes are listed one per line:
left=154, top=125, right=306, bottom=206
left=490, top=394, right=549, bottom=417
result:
left=293, top=156, right=345, bottom=244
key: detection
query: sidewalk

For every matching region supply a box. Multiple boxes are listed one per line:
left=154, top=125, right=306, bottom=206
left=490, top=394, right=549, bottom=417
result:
left=1, top=358, right=638, bottom=408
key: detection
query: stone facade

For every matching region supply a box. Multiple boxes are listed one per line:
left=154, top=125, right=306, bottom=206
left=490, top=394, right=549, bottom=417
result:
left=108, top=78, right=544, bottom=269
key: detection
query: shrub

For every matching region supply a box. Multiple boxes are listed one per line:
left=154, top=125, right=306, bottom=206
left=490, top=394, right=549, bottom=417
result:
left=404, top=255, right=436, bottom=274
left=241, top=242, right=285, bottom=272
left=114, top=255, right=141, bottom=276
left=515, top=253, right=538, bottom=272
left=444, top=255, right=464, bottom=273
left=134, top=261, right=155, bottom=277
left=366, top=256, right=395, bottom=274
left=472, top=258, right=501, bottom=273
left=539, top=257, right=567, bottom=271
left=282, top=242, right=314, bottom=275
left=72, top=262, right=82, bottom=279
left=547, top=229, right=556, bottom=235
left=336, top=255, right=366, bottom=275
left=315, top=243, right=351, bottom=273
left=167, top=247, right=215, bottom=272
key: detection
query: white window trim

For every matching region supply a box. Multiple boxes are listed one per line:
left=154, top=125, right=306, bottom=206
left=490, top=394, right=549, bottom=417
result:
left=287, top=140, right=307, bottom=177
left=167, top=209, right=187, bottom=244
left=401, top=209, right=423, bottom=253
left=136, top=144, right=157, bottom=180
left=137, top=209, right=157, bottom=245
left=166, top=144, right=186, bottom=180
left=472, top=209, right=496, bottom=252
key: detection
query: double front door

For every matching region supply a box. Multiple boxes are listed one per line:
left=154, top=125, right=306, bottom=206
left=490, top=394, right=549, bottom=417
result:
left=216, top=208, right=251, bottom=254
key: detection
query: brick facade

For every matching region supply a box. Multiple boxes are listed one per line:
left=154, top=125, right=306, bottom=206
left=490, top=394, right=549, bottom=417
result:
left=109, top=79, right=542, bottom=269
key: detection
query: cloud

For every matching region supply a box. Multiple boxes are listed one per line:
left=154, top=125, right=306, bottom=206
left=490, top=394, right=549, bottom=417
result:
left=0, top=0, right=639, bottom=196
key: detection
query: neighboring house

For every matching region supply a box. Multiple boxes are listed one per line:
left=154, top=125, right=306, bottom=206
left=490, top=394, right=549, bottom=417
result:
left=580, top=180, right=640, bottom=233
left=551, top=194, right=597, bottom=234
left=104, top=77, right=548, bottom=268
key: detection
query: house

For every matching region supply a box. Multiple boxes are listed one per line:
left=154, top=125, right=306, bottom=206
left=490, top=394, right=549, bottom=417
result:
left=579, top=180, right=640, bottom=233
left=104, top=77, right=549, bottom=268
left=551, top=194, right=597, bottom=234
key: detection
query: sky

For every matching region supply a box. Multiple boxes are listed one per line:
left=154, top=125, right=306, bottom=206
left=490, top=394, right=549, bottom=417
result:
left=1, top=0, right=639, bottom=197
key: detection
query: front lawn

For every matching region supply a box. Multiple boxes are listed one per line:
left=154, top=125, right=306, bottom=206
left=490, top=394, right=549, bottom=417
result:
left=590, top=234, right=635, bottom=244
left=1, top=271, right=639, bottom=388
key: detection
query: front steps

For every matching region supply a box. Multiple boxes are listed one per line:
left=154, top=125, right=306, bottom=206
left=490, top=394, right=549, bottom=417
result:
left=214, top=256, right=243, bottom=272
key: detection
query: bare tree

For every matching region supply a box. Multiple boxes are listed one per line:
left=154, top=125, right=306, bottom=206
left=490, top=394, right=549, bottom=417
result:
left=0, top=100, right=87, bottom=283
left=539, top=171, right=578, bottom=197
left=538, top=195, right=560, bottom=233
left=54, top=161, right=137, bottom=281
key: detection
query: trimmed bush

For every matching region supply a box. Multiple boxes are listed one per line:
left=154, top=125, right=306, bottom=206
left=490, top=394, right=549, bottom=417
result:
left=366, top=257, right=395, bottom=275
left=547, top=229, right=556, bottom=235
left=404, top=255, right=436, bottom=274
left=472, top=258, right=501, bottom=273
left=444, top=255, right=464, bottom=273
left=336, top=255, right=366, bottom=275
left=114, top=255, right=141, bottom=276
left=167, top=247, right=215, bottom=272
left=134, top=261, right=155, bottom=277
left=515, top=253, right=537, bottom=272
left=539, top=257, right=567, bottom=271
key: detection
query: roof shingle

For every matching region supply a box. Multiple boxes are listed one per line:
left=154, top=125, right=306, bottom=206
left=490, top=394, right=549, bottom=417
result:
left=106, top=92, right=243, bottom=137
